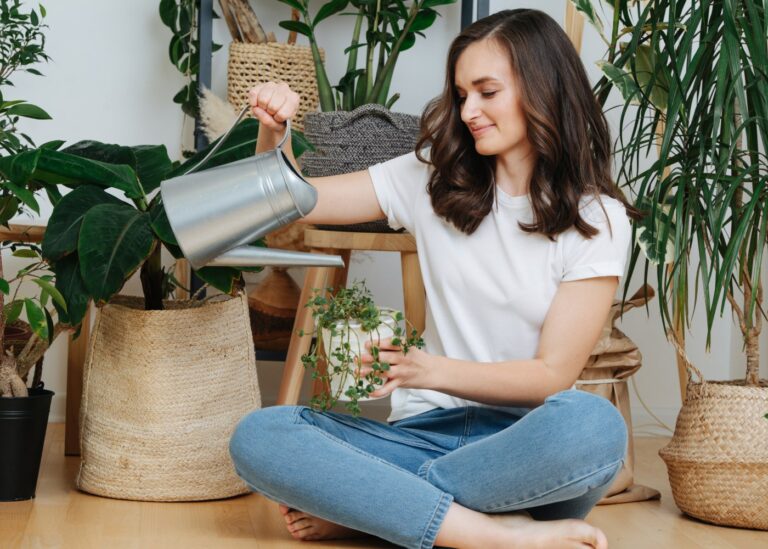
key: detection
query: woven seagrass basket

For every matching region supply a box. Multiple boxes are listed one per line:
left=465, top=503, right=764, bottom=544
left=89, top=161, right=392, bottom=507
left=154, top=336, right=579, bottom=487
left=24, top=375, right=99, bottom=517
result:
left=76, top=294, right=261, bottom=502
left=658, top=352, right=768, bottom=530
left=227, top=41, right=322, bottom=131
left=301, top=104, right=421, bottom=233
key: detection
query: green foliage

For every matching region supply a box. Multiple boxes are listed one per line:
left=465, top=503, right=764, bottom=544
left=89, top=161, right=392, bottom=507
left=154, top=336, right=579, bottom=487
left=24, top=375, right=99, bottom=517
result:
left=0, top=0, right=51, bottom=156
left=580, top=1, right=768, bottom=372
left=300, top=280, right=424, bottom=416
left=277, top=0, right=456, bottom=111
left=158, top=0, right=221, bottom=118
left=0, top=244, right=62, bottom=343
left=0, top=119, right=313, bottom=328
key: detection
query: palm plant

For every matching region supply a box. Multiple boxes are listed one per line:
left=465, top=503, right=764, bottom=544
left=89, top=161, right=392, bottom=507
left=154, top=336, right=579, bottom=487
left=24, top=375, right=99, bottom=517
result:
left=573, top=0, right=768, bottom=387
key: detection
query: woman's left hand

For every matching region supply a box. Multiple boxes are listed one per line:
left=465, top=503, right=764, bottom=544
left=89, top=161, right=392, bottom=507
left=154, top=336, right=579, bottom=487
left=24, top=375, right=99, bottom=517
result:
left=358, top=338, right=435, bottom=398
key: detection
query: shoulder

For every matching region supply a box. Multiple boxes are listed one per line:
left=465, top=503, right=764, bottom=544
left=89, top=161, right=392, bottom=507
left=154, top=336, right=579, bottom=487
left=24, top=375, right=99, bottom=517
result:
left=577, top=194, right=630, bottom=226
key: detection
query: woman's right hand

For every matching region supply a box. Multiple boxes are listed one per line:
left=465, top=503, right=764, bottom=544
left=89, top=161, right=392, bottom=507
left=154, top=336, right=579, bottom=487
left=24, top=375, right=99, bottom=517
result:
left=248, top=82, right=300, bottom=134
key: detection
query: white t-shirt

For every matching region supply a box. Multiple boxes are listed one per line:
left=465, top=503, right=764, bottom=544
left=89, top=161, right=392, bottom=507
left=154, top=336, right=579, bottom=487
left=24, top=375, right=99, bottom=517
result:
left=368, top=151, right=633, bottom=422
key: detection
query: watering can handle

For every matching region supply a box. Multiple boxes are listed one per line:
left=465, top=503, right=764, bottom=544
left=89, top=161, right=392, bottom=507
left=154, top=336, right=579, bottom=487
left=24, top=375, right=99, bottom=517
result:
left=182, top=104, right=291, bottom=176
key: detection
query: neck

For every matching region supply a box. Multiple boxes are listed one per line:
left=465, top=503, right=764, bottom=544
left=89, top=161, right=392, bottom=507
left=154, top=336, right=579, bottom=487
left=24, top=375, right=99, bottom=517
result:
left=494, top=145, right=537, bottom=196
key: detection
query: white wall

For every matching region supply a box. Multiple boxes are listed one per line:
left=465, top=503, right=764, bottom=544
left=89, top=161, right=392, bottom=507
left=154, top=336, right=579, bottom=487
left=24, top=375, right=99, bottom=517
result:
left=10, top=1, right=766, bottom=433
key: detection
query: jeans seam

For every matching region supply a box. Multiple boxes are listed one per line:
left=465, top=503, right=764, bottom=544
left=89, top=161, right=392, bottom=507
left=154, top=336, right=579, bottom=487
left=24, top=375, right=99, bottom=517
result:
left=485, top=458, right=624, bottom=512
left=419, top=491, right=454, bottom=549
left=458, top=407, right=473, bottom=447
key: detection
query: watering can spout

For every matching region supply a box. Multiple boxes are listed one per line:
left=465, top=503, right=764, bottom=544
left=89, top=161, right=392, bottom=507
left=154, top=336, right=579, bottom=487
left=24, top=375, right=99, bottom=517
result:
left=160, top=114, right=344, bottom=270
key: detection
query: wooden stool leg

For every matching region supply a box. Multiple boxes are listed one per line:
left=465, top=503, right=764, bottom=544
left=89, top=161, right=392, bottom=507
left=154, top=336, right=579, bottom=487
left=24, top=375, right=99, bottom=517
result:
left=311, top=250, right=352, bottom=398
left=65, top=306, right=91, bottom=456
left=401, top=251, right=425, bottom=335
left=277, top=265, right=332, bottom=405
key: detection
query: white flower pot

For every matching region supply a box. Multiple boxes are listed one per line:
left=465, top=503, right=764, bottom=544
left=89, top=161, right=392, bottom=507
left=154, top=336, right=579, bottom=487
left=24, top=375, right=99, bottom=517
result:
left=321, top=308, right=398, bottom=402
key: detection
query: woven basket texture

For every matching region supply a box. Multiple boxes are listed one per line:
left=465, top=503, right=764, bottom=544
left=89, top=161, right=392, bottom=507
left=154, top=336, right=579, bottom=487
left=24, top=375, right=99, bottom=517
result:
left=300, top=104, right=421, bottom=233
left=76, top=294, right=261, bottom=502
left=659, top=379, right=768, bottom=529
left=227, top=42, right=321, bottom=132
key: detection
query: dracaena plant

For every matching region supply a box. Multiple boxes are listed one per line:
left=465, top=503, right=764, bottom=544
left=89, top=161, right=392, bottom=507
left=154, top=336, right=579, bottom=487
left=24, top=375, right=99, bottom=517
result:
left=0, top=120, right=313, bottom=330
left=277, top=0, right=456, bottom=111
left=572, top=0, right=768, bottom=386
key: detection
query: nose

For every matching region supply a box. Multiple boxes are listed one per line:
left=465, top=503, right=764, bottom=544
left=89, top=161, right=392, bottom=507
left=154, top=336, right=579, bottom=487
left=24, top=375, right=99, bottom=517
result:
left=460, top=94, right=480, bottom=124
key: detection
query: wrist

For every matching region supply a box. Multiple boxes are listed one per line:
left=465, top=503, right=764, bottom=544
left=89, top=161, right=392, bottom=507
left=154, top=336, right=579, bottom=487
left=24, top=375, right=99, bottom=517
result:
left=422, top=352, right=443, bottom=391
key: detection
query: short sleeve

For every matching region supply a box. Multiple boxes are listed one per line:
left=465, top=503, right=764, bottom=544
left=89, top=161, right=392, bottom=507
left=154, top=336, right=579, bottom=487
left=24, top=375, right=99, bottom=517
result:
left=561, top=197, right=632, bottom=282
left=368, top=151, right=430, bottom=234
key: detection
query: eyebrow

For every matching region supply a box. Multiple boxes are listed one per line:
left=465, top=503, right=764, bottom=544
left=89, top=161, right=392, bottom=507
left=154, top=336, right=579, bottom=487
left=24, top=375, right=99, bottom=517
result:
left=455, top=76, right=502, bottom=90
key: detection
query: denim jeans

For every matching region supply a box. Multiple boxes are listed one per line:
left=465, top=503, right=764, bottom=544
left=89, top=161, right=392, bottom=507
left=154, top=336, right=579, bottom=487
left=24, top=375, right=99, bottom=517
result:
left=229, top=389, right=627, bottom=549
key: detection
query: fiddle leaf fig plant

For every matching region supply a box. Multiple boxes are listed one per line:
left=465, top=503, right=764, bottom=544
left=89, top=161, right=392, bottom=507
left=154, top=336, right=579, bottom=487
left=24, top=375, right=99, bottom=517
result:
left=0, top=119, right=314, bottom=329
left=300, top=280, right=424, bottom=416
left=277, top=0, right=457, bottom=111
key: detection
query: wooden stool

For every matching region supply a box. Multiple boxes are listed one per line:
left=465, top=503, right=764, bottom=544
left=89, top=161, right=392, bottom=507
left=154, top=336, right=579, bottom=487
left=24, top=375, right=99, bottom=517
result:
left=276, top=228, right=425, bottom=405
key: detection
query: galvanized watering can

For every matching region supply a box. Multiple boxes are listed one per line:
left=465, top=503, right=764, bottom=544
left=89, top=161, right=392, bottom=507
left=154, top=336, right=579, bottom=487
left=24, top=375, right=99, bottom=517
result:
left=160, top=107, right=343, bottom=270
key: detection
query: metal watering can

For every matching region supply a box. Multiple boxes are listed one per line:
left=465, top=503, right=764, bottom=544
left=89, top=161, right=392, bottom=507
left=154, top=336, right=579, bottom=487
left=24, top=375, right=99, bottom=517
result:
left=160, top=106, right=344, bottom=270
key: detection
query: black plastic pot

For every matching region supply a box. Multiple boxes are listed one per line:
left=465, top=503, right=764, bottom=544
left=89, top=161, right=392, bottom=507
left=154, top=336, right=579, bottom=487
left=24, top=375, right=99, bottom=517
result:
left=0, top=386, right=53, bottom=501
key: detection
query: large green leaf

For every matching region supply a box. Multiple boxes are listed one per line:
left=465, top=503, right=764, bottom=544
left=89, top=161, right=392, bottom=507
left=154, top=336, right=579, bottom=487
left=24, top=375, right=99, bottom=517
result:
left=64, top=141, right=173, bottom=195
left=148, top=198, right=178, bottom=246
left=42, top=185, right=125, bottom=261
left=13, top=148, right=144, bottom=198
left=78, top=203, right=156, bottom=303
left=52, top=253, right=90, bottom=327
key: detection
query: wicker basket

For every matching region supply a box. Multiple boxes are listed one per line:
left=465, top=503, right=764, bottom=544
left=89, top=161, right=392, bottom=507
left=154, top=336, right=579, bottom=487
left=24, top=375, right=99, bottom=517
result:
left=76, top=294, right=260, bottom=502
left=301, top=104, right=421, bottom=233
left=227, top=41, right=322, bottom=131
left=658, top=353, right=768, bottom=530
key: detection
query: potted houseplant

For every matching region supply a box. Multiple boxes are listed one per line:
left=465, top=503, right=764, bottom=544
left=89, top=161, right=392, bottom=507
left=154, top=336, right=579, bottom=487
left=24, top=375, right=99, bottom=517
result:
left=276, top=0, right=457, bottom=231
left=574, top=0, right=768, bottom=529
left=0, top=0, right=69, bottom=502
left=0, top=119, right=314, bottom=501
left=300, top=280, right=423, bottom=417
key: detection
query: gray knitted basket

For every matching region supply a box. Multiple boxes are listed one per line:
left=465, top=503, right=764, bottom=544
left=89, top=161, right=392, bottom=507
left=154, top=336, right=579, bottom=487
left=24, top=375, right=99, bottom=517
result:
left=300, top=104, right=421, bottom=233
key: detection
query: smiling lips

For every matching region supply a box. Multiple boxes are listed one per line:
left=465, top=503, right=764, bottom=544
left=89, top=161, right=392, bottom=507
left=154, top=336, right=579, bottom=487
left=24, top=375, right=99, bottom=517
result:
left=470, top=124, right=495, bottom=137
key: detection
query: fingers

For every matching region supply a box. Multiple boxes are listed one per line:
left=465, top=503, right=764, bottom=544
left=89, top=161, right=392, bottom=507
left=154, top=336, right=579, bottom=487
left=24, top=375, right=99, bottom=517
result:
left=247, top=81, right=299, bottom=129
left=369, top=378, right=400, bottom=398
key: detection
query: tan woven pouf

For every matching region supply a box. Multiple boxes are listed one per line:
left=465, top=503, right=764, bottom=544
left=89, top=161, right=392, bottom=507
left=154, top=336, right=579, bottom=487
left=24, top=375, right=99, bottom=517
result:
left=76, top=294, right=260, bottom=502
left=659, top=372, right=768, bottom=529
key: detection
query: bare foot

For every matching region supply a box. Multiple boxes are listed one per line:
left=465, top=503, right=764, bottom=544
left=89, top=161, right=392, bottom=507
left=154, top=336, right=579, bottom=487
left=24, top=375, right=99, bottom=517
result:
left=488, top=511, right=608, bottom=549
left=278, top=503, right=366, bottom=542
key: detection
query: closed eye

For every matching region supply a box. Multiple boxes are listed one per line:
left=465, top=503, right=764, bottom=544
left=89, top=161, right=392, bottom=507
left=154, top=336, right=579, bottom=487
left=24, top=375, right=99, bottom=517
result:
left=482, top=91, right=498, bottom=98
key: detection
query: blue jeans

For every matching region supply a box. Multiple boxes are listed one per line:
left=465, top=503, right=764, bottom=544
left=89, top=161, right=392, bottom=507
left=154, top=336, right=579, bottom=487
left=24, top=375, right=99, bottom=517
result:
left=229, top=389, right=627, bottom=549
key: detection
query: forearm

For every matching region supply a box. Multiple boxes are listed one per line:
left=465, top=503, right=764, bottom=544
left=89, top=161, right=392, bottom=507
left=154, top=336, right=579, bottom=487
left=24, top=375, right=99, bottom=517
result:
left=425, top=356, right=572, bottom=408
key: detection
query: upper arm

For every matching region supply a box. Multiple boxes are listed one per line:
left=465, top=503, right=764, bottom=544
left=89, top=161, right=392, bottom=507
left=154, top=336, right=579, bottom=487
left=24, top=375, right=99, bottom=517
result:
left=535, top=276, right=618, bottom=390
left=299, top=170, right=386, bottom=225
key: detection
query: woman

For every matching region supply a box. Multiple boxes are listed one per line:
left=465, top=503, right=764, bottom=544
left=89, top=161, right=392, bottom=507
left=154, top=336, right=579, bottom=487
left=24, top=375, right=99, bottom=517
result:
left=229, top=9, right=640, bottom=549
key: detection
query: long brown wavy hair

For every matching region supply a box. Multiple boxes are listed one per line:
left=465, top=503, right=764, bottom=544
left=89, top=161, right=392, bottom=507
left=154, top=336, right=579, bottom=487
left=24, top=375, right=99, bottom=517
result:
left=415, top=9, right=641, bottom=238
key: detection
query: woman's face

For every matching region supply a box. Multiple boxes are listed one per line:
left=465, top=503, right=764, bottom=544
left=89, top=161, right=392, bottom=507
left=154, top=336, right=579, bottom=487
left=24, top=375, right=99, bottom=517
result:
left=454, top=39, right=530, bottom=158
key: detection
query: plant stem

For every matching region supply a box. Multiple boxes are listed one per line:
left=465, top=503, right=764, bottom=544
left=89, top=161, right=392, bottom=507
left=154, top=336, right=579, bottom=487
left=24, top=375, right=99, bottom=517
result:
left=140, top=243, right=164, bottom=311
left=368, top=0, right=420, bottom=104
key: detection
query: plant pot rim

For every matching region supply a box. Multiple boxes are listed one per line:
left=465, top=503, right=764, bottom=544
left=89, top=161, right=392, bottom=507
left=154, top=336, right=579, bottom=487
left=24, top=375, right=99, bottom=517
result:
left=322, top=307, right=399, bottom=331
left=0, top=387, right=54, bottom=401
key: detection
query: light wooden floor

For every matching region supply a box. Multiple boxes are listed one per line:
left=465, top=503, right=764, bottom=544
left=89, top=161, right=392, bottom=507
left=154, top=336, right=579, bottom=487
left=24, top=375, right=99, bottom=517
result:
left=2, top=425, right=767, bottom=548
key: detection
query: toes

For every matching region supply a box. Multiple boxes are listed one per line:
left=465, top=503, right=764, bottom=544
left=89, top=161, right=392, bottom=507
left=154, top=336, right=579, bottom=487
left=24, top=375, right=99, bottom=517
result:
left=286, top=511, right=308, bottom=525
left=278, top=504, right=292, bottom=516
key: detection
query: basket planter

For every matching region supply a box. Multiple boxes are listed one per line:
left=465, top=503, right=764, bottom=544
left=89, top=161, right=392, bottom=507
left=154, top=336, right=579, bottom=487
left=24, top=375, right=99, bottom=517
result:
left=76, top=294, right=261, bottom=502
left=0, top=387, right=53, bottom=501
left=300, top=104, right=421, bottom=233
left=659, top=378, right=768, bottom=530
